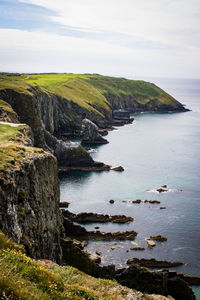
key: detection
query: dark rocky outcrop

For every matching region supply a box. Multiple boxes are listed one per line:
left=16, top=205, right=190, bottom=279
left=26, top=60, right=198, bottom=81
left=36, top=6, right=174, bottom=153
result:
left=149, top=235, right=167, bottom=242
left=76, top=230, right=137, bottom=241
left=60, top=237, right=195, bottom=299
left=63, top=216, right=137, bottom=241
left=115, top=264, right=195, bottom=300
left=61, top=237, right=116, bottom=279
left=132, top=199, right=161, bottom=204
left=130, top=247, right=145, bottom=251
left=112, top=166, right=124, bottom=171
left=181, top=274, right=200, bottom=285
left=127, top=258, right=183, bottom=268
left=132, top=199, right=142, bottom=204
left=157, top=187, right=168, bottom=193
left=81, top=118, right=108, bottom=144
left=59, top=162, right=111, bottom=172
left=62, top=210, right=134, bottom=224
left=145, top=200, right=161, bottom=204
left=109, top=199, right=115, bottom=204
left=59, top=202, right=70, bottom=208
left=111, top=110, right=134, bottom=126
left=167, top=276, right=195, bottom=300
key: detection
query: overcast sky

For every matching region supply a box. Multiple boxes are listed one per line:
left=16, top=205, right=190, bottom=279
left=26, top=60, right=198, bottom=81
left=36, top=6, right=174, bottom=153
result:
left=0, top=0, right=200, bottom=79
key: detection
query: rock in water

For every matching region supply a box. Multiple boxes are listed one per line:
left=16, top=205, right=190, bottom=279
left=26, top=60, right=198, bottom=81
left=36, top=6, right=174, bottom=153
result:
left=147, top=240, right=156, bottom=248
left=149, top=235, right=167, bottom=242
left=112, top=166, right=124, bottom=171
left=126, top=258, right=183, bottom=268
left=81, top=118, right=108, bottom=144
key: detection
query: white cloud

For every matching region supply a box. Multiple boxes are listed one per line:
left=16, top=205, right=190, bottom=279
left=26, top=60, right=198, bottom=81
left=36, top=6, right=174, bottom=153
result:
left=19, top=0, right=200, bottom=51
left=0, top=28, right=199, bottom=78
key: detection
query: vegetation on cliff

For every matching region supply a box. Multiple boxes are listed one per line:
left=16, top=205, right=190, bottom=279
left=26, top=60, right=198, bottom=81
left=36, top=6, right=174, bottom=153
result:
left=0, top=73, right=186, bottom=121
left=0, top=122, right=62, bottom=262
left=0, top=73, right=187, bottom=170
left=0, top=231, right=173, bottom=300
left=0, top=123, right=34, bottom=171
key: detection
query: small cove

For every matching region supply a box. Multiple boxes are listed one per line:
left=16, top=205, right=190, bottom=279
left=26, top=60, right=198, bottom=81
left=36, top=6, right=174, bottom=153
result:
left=60, top=78, right=200, bottom=298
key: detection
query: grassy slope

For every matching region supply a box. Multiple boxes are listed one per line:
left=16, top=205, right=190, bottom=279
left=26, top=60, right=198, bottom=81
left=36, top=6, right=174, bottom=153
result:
left=0, top=231, right=170, bottom=300
left=86, top=75, right=180, bottom=106
left=0, top=73, right=182, bottom=119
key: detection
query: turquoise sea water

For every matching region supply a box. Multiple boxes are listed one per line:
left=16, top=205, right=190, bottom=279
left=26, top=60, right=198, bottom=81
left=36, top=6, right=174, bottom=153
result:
left=60, top=78, right=200, bottom=299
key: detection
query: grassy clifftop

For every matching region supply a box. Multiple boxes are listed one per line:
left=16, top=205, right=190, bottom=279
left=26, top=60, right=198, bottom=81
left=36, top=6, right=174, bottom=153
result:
left=0, top=73, right=186, bottom=118
left=0, top=123, right=39, bottom=172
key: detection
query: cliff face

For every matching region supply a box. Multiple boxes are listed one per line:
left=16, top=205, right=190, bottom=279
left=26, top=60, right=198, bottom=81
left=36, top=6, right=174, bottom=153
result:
left=0, top=121, right=63, bottom=262
left=0, top=88, right=97, bottom=168
left=0, top=148, right=63, bottom=262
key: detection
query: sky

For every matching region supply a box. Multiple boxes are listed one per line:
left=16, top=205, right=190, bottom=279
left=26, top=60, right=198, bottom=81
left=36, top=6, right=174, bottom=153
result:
left=0, top=0, right=200, bottom=79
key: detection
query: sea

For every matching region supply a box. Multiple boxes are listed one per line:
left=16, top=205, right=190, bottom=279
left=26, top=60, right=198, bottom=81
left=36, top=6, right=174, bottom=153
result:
left=59, top=78, right=200, bottom=299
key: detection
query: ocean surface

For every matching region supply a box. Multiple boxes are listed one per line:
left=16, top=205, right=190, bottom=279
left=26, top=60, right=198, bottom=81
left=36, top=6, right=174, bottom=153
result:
left=60, top=78, right=200, bottom=299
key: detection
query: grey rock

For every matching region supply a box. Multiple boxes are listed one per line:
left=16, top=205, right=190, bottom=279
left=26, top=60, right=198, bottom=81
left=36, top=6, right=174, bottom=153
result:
left=81, top=118, right=108, bottom=144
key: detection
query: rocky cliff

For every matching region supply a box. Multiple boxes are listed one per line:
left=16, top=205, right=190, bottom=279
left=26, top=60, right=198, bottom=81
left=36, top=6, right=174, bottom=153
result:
left=0, top=123, right=63, bottom=262
left=0, top=73, right=189, bottom=170
left=0, top=88, right=101, bottom=169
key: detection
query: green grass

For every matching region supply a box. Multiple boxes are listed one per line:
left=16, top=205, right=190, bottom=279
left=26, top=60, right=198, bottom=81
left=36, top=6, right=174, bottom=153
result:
left=0, top=124, right=24, bottom=142
left=0, top=123, right=44, bottom=172
left=86, top=74, right=179, bottom=106
left=26, top=73, right=87, bottom=88
left=0, top=124, right=26, bottom=170
left=0, top=231, right=24, bottom=252
left=0, top=73, right=181, bottom=120
left=0, top=100, right=17, bottom=115
left=0, top=231, right=135, bottom=300
left=0, top=74, right=32, bottom=96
